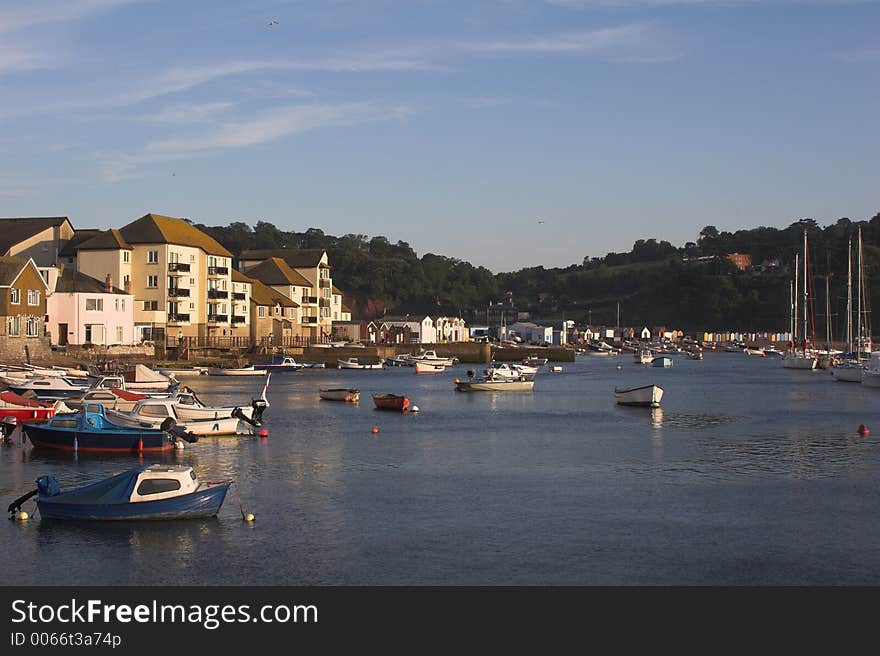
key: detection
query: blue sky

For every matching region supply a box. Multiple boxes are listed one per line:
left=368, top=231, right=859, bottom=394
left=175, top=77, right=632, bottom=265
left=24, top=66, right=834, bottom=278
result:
left=0, top=0, right=877, bottom=272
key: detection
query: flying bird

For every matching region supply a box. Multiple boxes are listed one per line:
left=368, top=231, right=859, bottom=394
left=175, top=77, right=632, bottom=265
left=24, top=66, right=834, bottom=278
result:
left=267, top=19, right=279, bottom=27
left=537, top=219, right=545, bottom=224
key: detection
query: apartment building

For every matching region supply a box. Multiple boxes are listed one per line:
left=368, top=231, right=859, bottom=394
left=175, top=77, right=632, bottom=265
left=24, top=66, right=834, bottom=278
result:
left=74, top=213, right=235, bottom=341
left=0, top=217, right=75, bottom=267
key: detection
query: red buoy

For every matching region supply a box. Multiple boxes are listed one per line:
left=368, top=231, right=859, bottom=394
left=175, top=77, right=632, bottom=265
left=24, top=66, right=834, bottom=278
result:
left=372, top=425, right=379, bottom=434
left=137, top=437, right=143, bottom=453
left=858, top=425, right=870, bottom=436
left=259, top=429, right=269, bottom=438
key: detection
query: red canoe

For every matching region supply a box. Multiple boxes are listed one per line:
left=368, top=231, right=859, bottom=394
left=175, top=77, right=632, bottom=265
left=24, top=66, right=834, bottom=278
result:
left=372, top=394, right=410, bottom=412
left=0, top=390, right=57, bottom=422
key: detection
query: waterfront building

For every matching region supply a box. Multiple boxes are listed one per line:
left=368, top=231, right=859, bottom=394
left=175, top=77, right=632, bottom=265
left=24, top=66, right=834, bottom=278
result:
left=229, top=269, right=252, bottom=338
left=0, top=256, right=50, bottom=359
left=508, top=321, right=553, bottom=344
left=331, top=320, right=365, bottom=343
left=247, top=276, right=299, bottom=345
left=382, top=315, right=437, bottom=344
left=0, top=217, right=75, bottom=267
left=434, top=316, right=468, bottom=342
left=47, top=267, right=134, bottom=346
left=74, top=213, right=235, bottom=342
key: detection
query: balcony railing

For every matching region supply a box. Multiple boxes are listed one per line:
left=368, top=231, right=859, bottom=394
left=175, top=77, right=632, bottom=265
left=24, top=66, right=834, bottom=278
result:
left=319, top=278, right=332, bottom=288
left=207, top=314, right=228, bottom=323
left=167, top=313, right=190, bottom=323
left=168, top=262, right=191, bottom=273
left=301, top=296, right=318, bottom=305
left=233, top=291, right=246, bottom=300
left=207, top=266, right=229, bottom=276
left=302, top=316, right=318, bottom=324
left=231, top=315, right=246, bottom=324
left=319, top=297, right=331, bottom=307
left=168, top=287, right=190, bottom=297
left=207, top=289, right=228, bottom=299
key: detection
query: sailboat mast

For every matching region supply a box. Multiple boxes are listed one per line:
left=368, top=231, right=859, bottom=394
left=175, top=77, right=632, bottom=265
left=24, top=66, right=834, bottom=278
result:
left=794, top=252, right=799, bottom=344
left=789, top=278, right=794, bottom=347
left=846, top=238, right=853, bottom=354
left=857, top=226, right=863, bottom=362
left=825, top=274, right=831, bottom=351
left=802, top=229, right=809, bottom=351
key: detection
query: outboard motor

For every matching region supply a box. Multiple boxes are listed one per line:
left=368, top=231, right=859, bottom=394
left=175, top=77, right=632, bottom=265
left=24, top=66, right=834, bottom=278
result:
left=159, top=417, right=199, bottom=444
left=232, top=400, right=266, bottom=428
left=1, top=416, right=18, bottom=444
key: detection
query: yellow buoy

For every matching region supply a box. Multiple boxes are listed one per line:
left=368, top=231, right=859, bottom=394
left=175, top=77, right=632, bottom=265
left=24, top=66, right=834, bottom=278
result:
left=16, top=511, right=29, bottom=521
left=244, top=513, right=255, bottom=522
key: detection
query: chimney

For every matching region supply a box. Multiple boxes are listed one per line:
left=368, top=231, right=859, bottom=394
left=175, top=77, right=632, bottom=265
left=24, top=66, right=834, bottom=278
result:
left=105, top=274, right=113, bottom=293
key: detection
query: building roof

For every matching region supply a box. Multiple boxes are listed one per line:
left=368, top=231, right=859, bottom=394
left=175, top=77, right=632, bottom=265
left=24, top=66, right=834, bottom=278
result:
left=75, top=228, right=132, bottom=252
left=58, top=229, right=103, bottom=257
left=238, top=248, right=327, bottom=268
left=0, top=217, right=72, bottom=256
left=246, top=257, right=313, bottom=287
left=54, top=266, right=128, bottom=295
left=231, top=268, right=252, bottom=283
left=249, top=278, right=298, bottom=308
left=118, top=213, right=232, bottom=257
left=0, top=256, right=47, bottom=289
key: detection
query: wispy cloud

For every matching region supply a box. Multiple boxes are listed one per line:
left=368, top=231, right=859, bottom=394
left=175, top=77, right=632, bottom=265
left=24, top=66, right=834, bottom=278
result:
left=118, top=102, right=236, bottom=124
left=468, top=23, right=654, bottom=53
left=101, top=101, right=410, bottom=181
left=0, top=44, right=51, bottom=74
left=0, top=0, right=146, bottom=34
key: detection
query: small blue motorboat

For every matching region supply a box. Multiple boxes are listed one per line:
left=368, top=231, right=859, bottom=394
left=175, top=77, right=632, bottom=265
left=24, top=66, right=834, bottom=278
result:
left=7, top=465, right=231, bottom=521
left=23, top=403, right=198, bottom=454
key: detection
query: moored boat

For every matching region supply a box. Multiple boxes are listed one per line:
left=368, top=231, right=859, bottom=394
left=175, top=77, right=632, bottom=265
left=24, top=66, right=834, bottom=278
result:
left=454, top=377, right=535, bottom=392
left=522, top=354, right=549, bottom=366
left=319, top=388, right=360, bottom=402
left=8, top=465, right=230, bottom=521
left=105, top=399, right=245, bottom=435
left=204, top=366, right=268, bottom=376
left=651, top=356, right=673, bottom=368
left=337, top=358, right=384, bottom=370
left=414, top=361, right=445, bottom=374
left=634, top=349, right=653, bottom=365
left=23, top=403, right=198, bottom=453
left=254, top=357, right=303, bottom=372
left=614, top=384, right=663, bottom=407
left=372, top=393, right=410, bottom=411
left=0, top=391, right=58, bottom=422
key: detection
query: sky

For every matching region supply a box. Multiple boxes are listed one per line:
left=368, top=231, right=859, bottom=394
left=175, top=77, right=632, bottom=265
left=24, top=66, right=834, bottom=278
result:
left=0, top=0, right=877, bottom=272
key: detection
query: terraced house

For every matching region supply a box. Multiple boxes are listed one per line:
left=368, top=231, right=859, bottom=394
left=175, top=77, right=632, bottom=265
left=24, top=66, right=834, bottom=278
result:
left=0, top=257, right=50, bottom=359
left=72, top=213, right=238, bottom=342
left=239, top=249, right=335, bottom=342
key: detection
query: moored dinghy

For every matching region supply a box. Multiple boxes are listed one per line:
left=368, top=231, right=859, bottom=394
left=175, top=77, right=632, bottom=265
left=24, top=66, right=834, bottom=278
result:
left=372, top=394, right=410, bottom=412
left=319, top=388, right=360, bottom=402
left=7, top=465, right=231, bottom=521
left=614, top=384, right=664, bottom=407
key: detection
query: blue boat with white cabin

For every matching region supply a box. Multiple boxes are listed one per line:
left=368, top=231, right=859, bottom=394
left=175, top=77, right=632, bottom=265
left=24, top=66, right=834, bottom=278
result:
left=7, top=465, right=231, bottom=521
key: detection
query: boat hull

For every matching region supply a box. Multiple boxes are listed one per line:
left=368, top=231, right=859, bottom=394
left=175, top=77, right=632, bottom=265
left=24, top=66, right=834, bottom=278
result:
left=24, top=424, right=174, bottom=453
left=782, top=355, right=817, bottom=370
left=204, top=368, right=267, bottom=376
left=832, top=366, right=863, bottom=383
left=38, top=484, right=230, bottom=520
left=615, top=385, right=663, bottom=407
left=414, top=362, right=445, bottom=374
left=372, top=394, right=410, bottom=411
left=455, top=380, right=535, bottom=392
left=319, top=389, right=360, bottom=402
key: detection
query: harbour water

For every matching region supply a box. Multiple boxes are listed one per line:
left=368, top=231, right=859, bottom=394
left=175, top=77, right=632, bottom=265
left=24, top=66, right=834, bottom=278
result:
left=2, top=353, right=880, bottom=585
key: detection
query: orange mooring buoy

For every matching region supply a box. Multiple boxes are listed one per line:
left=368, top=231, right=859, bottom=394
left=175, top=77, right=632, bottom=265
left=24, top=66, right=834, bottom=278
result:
left=858, top=424, right=870, bottom=436
left=372, top=425, right=380, bottom=434
left=259, top=428, right=268, bottom=438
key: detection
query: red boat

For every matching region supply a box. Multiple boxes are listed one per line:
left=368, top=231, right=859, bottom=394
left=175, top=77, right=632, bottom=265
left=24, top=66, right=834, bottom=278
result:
left=0, top=390, right=57, bottom=422
left=372, top=393, right=410, bottom=412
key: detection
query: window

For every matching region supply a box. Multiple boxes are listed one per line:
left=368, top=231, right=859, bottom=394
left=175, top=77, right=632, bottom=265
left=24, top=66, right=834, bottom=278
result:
left=123, top=251, right=130, bottom=263
left=258, top=306, right=266, bottom=318
left=189, top=278, right=195, bottom=285
left=139, top=405, right=170, bottom=418
left=274, top=306, right=280, bottom=315
left=121, top=299, right=125, bottom=312
left=10, top=289, right=20, bottom=305
left=147, top=275, right=158, bottom=288
left=322, top=287, right=331, bottom=298
left=143, top=300, right=158, bottom=311
left=136, top=479, right=181, bottom=495
left=114, top=299, right=119, bottom=311
left=334, top=312, right=338, bottom=321
left=190, top=254, right=195, bottom=262
left=85, top=298, right=103, bottom=311
left=321, top=307, right=330, bottom=318
left=148, top=250, right=158, bottom=263
left=189, top=302, right=194, bottom=310
left=7, top=316, right=20, bottom=336
left=123, top=274, right=130, bottom=288
left=26, top=317, right=39, bottom=337
left=116, top=326, right=123, bottom=343
left=27, top=290, right=40, bottom=306
left=84, top=324, right=92, bottom=342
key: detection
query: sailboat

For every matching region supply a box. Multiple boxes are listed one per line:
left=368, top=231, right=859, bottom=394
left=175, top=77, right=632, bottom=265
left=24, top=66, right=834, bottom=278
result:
left=782, top=229, right=817, bottom=370
left=834, top=232, right=864, bottom=382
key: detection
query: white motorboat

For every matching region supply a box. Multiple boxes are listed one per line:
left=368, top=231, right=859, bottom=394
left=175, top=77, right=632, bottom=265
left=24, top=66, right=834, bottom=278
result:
left=204, top=365, right=268, bottom=376
left=511, top=363, right=538, bottom=376
left=454, top=377, right=535, bottom=392
left=549, top=365, right=563, bottom=372
left=522, top=355, right=549, bottom=366
left=118, top=364, right=176, bottom=390
left=337, top=358, right=384, bottom=370
left=614, top=384, right=663, bottom=407
left=634, top=349, right=653, bottom=365
left=7, top=376, right=91, bottom=400
left=406, top=350, right=459, bottom=366
left=385, top=355, right=412, bottom=367
left=105, top=399, right=245, bottom=435
left=483, top=362, right=521, bottom=380
left=173, top=376, right=270, bottom=422
left=743, top=347, right=765, bottom=356
left=414, top=361, right=446, bottom=374
left=254, top=357, right=304, bottom=372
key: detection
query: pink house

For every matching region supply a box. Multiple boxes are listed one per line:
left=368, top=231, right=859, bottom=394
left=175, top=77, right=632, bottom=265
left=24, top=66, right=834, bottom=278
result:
left=47, top=267, right=135, bottom=346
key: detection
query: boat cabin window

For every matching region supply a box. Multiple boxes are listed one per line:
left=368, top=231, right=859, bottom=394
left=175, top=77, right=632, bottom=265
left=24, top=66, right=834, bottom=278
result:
left=84, top=404, right=103, bottom=414
left=50, top=419, right=78, bottom=428
left=32, top=381, right=50, bottom=386
left=190, top=470, right=197, bottom=482
left=176, top=395, right=195, bottom=405
left=138, top=405, right=171, bottom=418
left=136, top=478, right=181, bottom=495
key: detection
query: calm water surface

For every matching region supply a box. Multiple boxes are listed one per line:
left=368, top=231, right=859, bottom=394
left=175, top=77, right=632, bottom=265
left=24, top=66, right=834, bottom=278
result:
left=2, top=353, right=879, bottom=585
